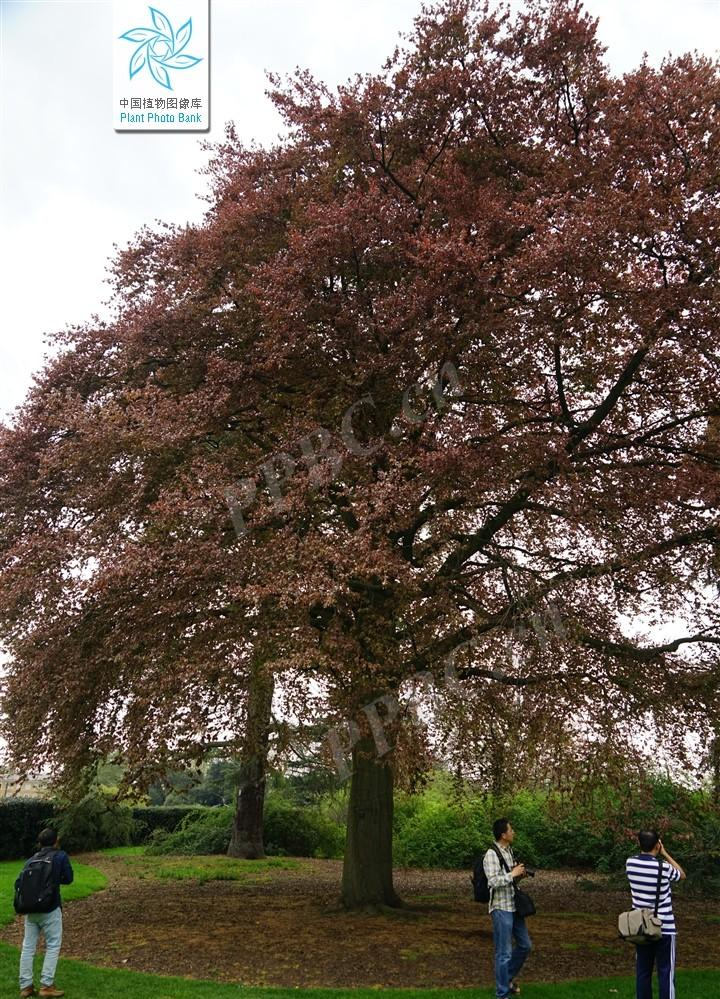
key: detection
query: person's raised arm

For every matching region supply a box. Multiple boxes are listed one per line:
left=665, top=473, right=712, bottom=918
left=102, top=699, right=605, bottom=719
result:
left=659, top=840, right=686, bottom=880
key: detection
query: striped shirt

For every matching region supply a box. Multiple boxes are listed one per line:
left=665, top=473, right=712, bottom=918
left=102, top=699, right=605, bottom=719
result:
left=626, top=854, right=681, bottom=935
left=483, top=842, right=516, bottom=913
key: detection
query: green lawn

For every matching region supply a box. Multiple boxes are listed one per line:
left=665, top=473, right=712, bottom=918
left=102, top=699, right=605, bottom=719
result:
left=99, top=846, right=302, bottom=884
left=97, top=844, right=146, bottom=857
left=0, top=859, right=106, bottom=929
left=1, top=858, right=719, bottom=997
left=0, top=945, right=716, bottom=999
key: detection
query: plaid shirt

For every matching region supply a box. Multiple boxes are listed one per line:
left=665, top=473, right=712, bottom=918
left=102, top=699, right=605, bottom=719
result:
left=483, top=842, right=516, bottom=913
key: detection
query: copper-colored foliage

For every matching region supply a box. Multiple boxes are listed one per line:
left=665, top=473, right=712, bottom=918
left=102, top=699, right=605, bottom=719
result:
left=0, top=0, right=718, bottom=811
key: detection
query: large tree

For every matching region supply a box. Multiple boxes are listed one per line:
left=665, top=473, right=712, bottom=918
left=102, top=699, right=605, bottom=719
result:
left=1, top=0, right=719, bottom=908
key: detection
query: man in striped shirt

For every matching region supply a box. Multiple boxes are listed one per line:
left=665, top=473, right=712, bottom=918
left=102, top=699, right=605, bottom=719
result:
left=483, top=818, right=532, bottom=998
left=625, top=830, right=686, bottom=999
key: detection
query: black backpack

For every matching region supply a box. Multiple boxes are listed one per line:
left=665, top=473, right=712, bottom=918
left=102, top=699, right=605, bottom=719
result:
left=471, top=851, right=491, bottom=903
left=471, top=845, right=505, bottom=903
left=14, top=849, right=57, bottom=914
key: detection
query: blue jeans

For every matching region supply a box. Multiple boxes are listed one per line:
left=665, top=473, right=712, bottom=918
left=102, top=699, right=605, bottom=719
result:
left=19, top=906, right=63, bottom=988
left=636, top=934, right=676, bottom=999
left=491, top=908, right=532, bottom=998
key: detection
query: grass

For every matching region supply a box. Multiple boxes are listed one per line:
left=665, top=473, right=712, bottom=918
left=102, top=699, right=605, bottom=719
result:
left=98, top=844, right=146, bottom=857
left=0, top=944, right=717, bottom=999
left=99, top=847, right=302, bottom=884
left=0, top=859, right=107, bottom=929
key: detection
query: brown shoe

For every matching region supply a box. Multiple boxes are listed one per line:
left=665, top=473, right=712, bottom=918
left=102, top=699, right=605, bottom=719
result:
left=38, top=987, right=64, bottom=998
left=20, top=987, right=37, bottom=998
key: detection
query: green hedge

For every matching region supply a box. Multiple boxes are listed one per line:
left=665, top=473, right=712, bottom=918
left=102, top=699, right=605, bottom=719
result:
left=0, top=800, right=205, bottom=859
left=0, top=799, right=56, bottom=860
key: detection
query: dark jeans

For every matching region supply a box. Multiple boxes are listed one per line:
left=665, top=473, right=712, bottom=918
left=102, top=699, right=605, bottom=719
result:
left=490, top=908, right=532, bottom=998
left=636, top=934, right=676, bottom=999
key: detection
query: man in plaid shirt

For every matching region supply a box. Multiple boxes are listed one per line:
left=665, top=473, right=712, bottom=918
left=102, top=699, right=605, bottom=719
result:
left=483, top=818, right=532, bottom=998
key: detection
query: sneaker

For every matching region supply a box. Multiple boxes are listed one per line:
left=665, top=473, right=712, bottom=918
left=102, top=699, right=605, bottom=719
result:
left=20, top=987, right=37, bottom=998
left=509, top=982, right=521, bottom=995
left=38, top=987, right=64, bottom=998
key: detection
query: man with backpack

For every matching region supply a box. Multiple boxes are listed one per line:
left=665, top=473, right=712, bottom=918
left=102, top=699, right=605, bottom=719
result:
left=481, top=818, right=532, bottom=999
left=15, top=827, right=74, bottom=998
left=625, top=830, right=686, bottom=999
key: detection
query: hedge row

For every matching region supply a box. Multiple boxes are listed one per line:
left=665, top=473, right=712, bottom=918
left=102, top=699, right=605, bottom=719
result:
left=0, top=798, right=55, bottom=860
left=3, top=779, right=719, bottom=893
left=0, top=799, right=199, bottom=860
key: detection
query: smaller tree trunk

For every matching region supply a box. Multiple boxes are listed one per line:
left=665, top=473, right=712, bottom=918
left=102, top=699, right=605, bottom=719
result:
left=340, top=735, right=401, bottom=909
left=227, top=660, right=274, bottom=859
left=490, top=723, right=505, bottom=798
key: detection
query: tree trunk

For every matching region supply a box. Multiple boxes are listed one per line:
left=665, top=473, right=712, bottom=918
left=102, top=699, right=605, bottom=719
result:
left=712, top=724, right=720, bottom=809
left=340, top=735, right=401, bottom=909
left=227, top=660, right=274, bottom=859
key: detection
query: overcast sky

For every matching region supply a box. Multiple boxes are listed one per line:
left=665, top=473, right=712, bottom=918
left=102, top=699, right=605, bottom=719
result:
left=1, top=0, right=720, bottom=422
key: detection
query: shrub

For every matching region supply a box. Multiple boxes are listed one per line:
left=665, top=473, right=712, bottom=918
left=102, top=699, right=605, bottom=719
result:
left=55, top=793, right=135, bottom=852
left=389, top=773, right=720, bottom=884
left=392, top=777, right=496, bottom=869
left=505, top=789, right=615, bottom=870
left=394, top=803, right=476, bottom=868
left=675, top=802, right=720, bottom=894
left=130, top=806, right=201, bottom=844
left=146, top=807, right=233, bottom=855
left=263, top=795, right=345, bottom=858
left=144, top=797, right=345, bottom=858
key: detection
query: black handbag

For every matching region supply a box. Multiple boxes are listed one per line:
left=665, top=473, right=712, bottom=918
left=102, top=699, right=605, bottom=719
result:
left=491, top=844, right=537, bottom=918
left=514, top=887, right=537, bottom=918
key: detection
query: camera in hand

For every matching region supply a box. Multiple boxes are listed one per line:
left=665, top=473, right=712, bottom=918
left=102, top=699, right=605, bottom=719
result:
left=523, top=867, right=536, bottom=877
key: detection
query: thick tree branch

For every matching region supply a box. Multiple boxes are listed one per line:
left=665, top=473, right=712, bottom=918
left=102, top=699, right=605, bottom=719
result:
left=412, top=525, right=719, bottom=680
left=577, top=628, right=720, bottom=663
left=566, top=340, right=652, bottom=451
left=553, top=342, right=575, bottom=428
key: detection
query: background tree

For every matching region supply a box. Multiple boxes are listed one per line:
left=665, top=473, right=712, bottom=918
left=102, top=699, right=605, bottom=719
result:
left=1, top=0, right=719, bottom=910
left=227, top=644, right=275, bottom=857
